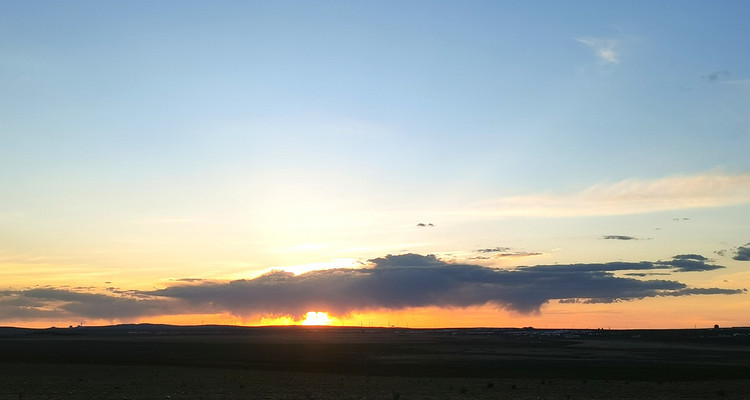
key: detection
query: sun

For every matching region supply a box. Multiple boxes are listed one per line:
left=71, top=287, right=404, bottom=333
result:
left=301, top=311, right=332, bottom=326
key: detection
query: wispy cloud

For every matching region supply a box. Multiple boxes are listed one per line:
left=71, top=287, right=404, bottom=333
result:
left=476, top=247, right=512, bottom=253
left=1, top=253, right=741, bottom=321
left=577, top=37, right=619, bottom=64
left=473, top=247, right=543, bottom=260
left=461, top=170, right=750, bottom=218
left=724, top=79, right=750, bottom=87
left=702, top=70, right=730, bottom=82
left=135, top=217, right=204, bottom=224
left=602, top=235, right=638, bottom=241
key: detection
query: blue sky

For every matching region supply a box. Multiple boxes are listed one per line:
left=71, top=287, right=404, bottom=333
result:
left=1, top=1, right=749, bottom=328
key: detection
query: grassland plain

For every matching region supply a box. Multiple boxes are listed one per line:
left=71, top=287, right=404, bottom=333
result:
left=1, top=325, right=749, bottom=399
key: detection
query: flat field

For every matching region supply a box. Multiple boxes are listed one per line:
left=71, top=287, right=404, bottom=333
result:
left=1, top=325, right=749, bottom=399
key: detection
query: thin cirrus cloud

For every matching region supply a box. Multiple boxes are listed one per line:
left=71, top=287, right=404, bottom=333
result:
left=460, top=171, right=750, bottom=219
left=0, top=253, right=742, bottom=322
left=473, top=247, right=544, bottom=259
left=576, top=37, right=619, bottom=64
left=475, top=247, right=512, bottom=253
left=725, top=79, right=750, bottom=87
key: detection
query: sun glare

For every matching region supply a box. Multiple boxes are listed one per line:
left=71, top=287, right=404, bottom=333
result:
left=301, top=311, right=332, bottom=326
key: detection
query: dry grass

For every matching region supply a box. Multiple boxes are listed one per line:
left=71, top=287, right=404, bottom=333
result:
left=1, top=326, right=749, bottom=399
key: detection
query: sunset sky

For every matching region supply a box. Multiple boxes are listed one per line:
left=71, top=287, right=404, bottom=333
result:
left=2, top=1, right=749, bottom=329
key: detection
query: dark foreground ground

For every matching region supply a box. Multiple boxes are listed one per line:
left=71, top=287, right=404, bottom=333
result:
left=1, top=325, right=749, bottom=399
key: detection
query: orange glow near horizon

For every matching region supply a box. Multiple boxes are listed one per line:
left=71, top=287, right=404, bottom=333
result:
left=301, top=311, right=332, bottom=326
left=143, top=299, right=749, bottom=330
left=8, top=297, right=745, bottom=330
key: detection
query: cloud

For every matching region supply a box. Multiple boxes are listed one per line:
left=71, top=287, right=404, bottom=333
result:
left=146, top=253, right=740, bottom=317
left=1, top=254, right=741, bottom=322
left=702, top=70, right=730, bottom=82
left=660, top=254, right=722, bottom=272
left=603, top=235, right=637, bottom=241
left=734, top=243, right=750, bottom=261
left=577, top=37, right=619, bottom=64
left=0, top=288, right=175, bottom=321
left=668, top=288, right=746, bottom=296
left=476, top=247, right=512, bottom=253
left=474, top=247, right=542, bottom=259
left=493, top=252, right=543, bottom=258
left=460, top=170, right=750, bottom=218
left=673, top=254, right=708, bottom=261
left=368, top=253, right=444, bottom=268
left=0, top=295, right=61, bottom=319
left=725, top=78, right=750, bottom=87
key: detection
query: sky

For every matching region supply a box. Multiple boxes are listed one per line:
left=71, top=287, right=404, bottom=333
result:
left=1, top=0, right=749, bottom=329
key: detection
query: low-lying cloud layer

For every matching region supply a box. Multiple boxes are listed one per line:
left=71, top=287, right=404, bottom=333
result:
left=1, top=253, right=743, bottom=323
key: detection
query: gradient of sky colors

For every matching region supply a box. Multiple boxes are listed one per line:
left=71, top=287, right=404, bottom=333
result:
left=1, top=1, right=749, bottom=329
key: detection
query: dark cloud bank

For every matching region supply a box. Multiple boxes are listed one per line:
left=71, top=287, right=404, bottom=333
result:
left=734, top=243, right=750, bottom=261
left=1, top=254, right=744, bottom=322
